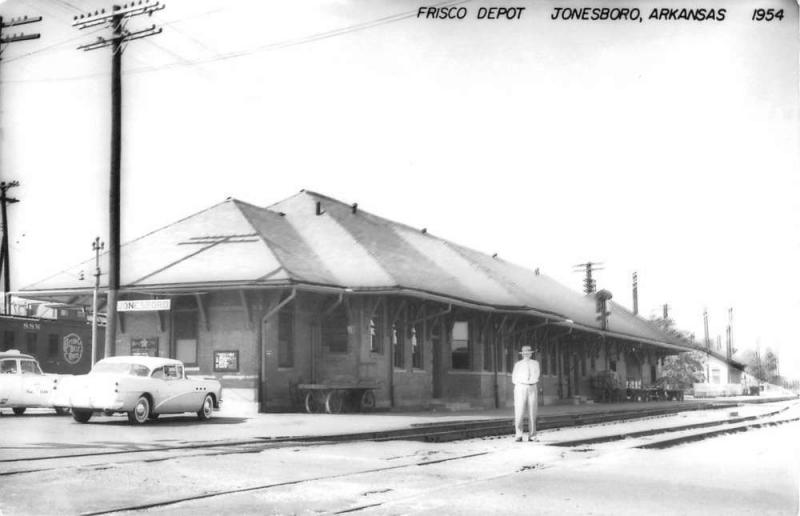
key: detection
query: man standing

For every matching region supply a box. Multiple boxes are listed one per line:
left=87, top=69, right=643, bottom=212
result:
left=512, top=345, right=540, bottom=442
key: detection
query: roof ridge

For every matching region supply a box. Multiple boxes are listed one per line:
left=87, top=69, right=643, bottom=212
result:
left=20, top=198, right=246, bottom=291
left=233, top=201, right=303, bottom=281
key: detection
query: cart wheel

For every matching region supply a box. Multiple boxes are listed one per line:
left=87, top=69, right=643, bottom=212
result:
left=360, top=390, right=376, bottom=411
left=325, top=390, right=343, bottom=414
left=304, top=391, right=320, bottom=413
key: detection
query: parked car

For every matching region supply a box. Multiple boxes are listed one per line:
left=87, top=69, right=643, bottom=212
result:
left=0, top=349, right=68, bottom=415
left=62, top=356, right=222, bottom=424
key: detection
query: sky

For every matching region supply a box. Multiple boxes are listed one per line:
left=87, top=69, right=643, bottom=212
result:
left=0, top=0, right=798, bottom=376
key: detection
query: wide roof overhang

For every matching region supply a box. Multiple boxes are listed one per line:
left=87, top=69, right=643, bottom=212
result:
left=14, top=279, right=694, bottom=354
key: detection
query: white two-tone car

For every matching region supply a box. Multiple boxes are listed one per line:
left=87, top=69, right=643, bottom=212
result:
left=0, top=350, right=68, bottom=415
left=63, top=356, right=222, bottom=424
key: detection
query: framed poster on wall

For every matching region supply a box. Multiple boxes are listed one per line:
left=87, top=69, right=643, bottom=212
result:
left=214, top=350, right=239, bottom=372
left=131, top=337, right=159, bottom=357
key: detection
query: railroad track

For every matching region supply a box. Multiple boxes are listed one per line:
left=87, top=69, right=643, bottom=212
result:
left=75, top=403, right=799, bottom=516
left=0, top=400, right=780, bottom=473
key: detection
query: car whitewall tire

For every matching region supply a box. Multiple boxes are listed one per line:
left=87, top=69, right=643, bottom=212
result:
left=197, top=394, right=213, bottom=420
left=128, top=396, right=150, bottom=425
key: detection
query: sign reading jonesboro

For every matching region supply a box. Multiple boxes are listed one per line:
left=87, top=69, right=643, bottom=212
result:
left=116, top=299, right=172, bottom=312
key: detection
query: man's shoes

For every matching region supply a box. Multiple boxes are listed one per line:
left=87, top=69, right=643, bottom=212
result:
left=528, top=435, right=538, bottom=442
left=515, top=437, right=523, bottom=442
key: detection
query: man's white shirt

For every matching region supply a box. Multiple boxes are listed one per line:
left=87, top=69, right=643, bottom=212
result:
left=512, top=359, right=540, bottom=385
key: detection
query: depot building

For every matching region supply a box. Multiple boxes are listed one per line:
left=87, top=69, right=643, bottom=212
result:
left=19, top=190, right=693, bottom=414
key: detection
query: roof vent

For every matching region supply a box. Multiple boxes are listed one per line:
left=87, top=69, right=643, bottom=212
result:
left=421, top=228, right=427, bottom=234
left=492, top=253, right=498, bottom=258
left=316, top=201, right=325, bottom=216
left=535, top=268, right=540, bottom=275
left=278, top=211, right=286, bottom=217
left=351, top=203, right=358, bottom=214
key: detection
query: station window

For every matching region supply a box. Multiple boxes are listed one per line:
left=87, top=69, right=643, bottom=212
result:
left=369, top=310, right=383, bottom=353
left=174, top=311, right=198, bottom=366
left=650, top=365, right=657, bottom=383
left=392, top=323, right=404, bottom=368
left=322, top=305, right=348, bottom=353
left=609, top=360, right=617, bottom=372
left=278, top=305, right=294, bottom=367
left=411, top=325, right=423, bottom=369
left=451, top=321, right=470, bottom=370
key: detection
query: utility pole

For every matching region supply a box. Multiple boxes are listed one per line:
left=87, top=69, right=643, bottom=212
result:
left=662, top=303, right=669, bottom=321
left=574, top=261, right=603, bottom=294
left=632, top=272, right=638, bottom=315
left=74, top=2, right=164, bottom=359
left=725, top=307, right=733, bottom=359
left=1, top=14, right=42, bottom=314
left=91, top=237, right=104, bottom=366
left=0, top=181, right=20, bottom=314
left=702, top=308, right=710, bottom=381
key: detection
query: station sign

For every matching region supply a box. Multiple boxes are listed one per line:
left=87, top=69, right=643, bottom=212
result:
left=117, top=299, right=171, bottom=312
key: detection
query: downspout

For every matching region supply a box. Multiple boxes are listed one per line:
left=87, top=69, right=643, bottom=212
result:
left=259, top=288, right=296, bottom=410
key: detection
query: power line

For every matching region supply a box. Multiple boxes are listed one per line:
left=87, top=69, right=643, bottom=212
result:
left=1, top=0, right=471, bottom=84
left=2, top=25, right=104, bottom=64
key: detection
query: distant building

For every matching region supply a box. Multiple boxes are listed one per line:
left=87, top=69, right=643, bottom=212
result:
left=19, top=190, right=694, bottom=413
left=694, top=347, right=747, bottom=397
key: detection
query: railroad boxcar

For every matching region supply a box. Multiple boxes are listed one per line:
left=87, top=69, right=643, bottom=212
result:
left=0, top=315, right=102, bottom=375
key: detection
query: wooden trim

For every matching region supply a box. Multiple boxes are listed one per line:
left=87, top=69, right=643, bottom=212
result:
left=389, top=298, right=407, bottom=323
left=408, top=303, right=452, bottom=325
left=321, top=292, right=344, bottom=319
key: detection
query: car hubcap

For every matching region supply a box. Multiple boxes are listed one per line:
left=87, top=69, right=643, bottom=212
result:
left=136, top=402, right=147, bottom=421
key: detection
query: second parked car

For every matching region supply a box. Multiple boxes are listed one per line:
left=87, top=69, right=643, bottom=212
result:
left=62, top=356, right=222, bottom=424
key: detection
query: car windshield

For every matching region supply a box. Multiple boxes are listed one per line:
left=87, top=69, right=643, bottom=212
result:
left=92, top=361, right=150, bottom=377
left=20, top=360, right=43, bottom=375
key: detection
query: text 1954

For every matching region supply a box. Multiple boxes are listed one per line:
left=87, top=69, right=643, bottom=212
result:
left=752, top=8, right=784, bottom=21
